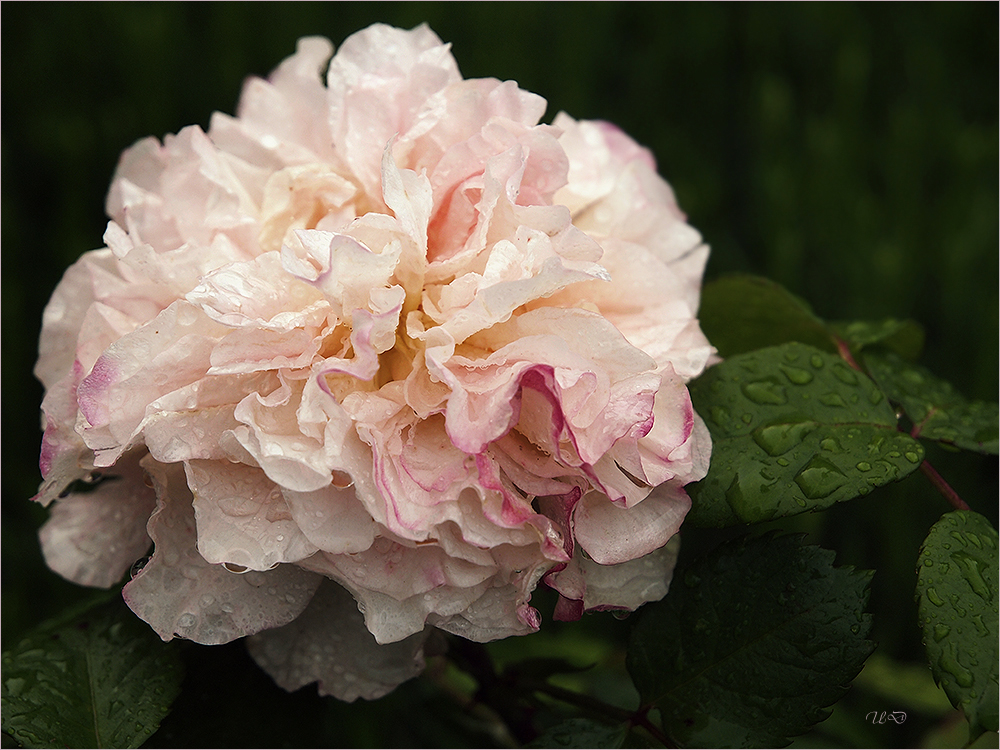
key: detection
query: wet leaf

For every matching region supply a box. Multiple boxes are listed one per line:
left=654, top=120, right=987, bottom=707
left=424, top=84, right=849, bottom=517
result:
left=688, top=342, right=924, bottom=527
left=1, top=596, right=183, bottom=748
left=916, top=510, right=999, bottom=739
left=528, top=718, right=629, bottom=748
left=865, top=350, right=999, bottom=454
left=627, top=533, right=875, bottom=748
left=830, top=318, right=925, bottom=361
left=698, top=275, right=837, bottom=358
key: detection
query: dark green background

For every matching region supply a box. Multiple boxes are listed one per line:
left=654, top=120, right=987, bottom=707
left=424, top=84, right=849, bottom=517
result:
left=2, top=4, right=997, bottom=747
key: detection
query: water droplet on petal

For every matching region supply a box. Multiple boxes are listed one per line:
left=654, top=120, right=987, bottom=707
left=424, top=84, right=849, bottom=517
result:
left=177, top=613, right=196, bottom=629
left=223, top=562, right=249, bottom=574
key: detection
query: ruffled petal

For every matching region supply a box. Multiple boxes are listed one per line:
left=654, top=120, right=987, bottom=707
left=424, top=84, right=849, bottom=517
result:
left=185, top=459, right=318, bottom=569
left=548, top=535, right=680, bottom=618
left=122, top=457, right=322, bottom=644
left=38, top=450, right=156, bottom=587
left=572, top=485, right=690, bottom=566
left=247, top=579, right=429, bottom=701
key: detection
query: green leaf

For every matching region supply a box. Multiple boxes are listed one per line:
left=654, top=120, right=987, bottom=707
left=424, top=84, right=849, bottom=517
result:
left=830, top=318, right=925, bottom=361
left=698, top=275, right=837, bottom=358
left=1, top=595, right=183, bottom=748
left=915, top=510, right=999, bottom=739
left=528, top=718, right=629, bottom=748
left=864, top=350, right=999, bottom=454
left=627, top=533, right=875, bottom=748
left=688, top=342, right=925, bottom=527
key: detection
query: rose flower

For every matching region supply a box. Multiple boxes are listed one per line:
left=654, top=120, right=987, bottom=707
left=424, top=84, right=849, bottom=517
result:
left=33, top=23, right=713, bottom=701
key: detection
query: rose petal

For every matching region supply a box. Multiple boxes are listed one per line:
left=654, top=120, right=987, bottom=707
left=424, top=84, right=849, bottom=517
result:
left=185, top=459, right=318, bottom=569
left=247, top=579, right=429, bottom=701
left=122, top=457, right=322, bottom=644
left=548, top=535, right=681, bottom=617
left=572, top=484, right=691, bottom=566
left=39, top=449, right=156, bottom=588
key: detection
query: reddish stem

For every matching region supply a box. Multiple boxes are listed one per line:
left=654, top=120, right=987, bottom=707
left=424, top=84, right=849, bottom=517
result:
left=835, top=336, right=863, bottom=371
left=919, top=460, right=970, bottom=511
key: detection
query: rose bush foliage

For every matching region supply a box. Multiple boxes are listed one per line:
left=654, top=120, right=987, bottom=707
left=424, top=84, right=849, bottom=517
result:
left=33, top=23, right=712, bottom=700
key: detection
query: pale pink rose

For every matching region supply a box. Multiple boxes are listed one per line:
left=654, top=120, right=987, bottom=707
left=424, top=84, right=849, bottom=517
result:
left=33, top=23, right=713, bottom=701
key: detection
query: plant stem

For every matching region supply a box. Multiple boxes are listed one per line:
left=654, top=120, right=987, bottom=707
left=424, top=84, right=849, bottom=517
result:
left=835, top=336, right=862, bottom=371
left=919, top=460, right=970, bottom=511
left=529, top=681, right=674, bottom=747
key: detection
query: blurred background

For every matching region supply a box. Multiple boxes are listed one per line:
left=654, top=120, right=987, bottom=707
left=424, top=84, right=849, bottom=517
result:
left=2, top=4, right=997, bottom=748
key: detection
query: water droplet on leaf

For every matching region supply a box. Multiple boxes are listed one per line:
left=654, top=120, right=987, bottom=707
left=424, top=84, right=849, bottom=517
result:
left=794, top=456, right=847, bottom=499
left=753, top=421, right=818, bottom=456
left=780, top=365, right=813, bottom=385
left=925, top=587, right=945, bottom=607
left=742, top=379, right=788, bottom=405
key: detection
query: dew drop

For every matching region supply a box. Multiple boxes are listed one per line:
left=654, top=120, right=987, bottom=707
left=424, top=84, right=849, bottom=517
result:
left=925, top=587, right=945, bottom=607
left=5, top=678, right=26, bottom=697
left=177, top=613, right=196, bottom=629
left=949, top=551, right=991, bottom=600
left=710, top=406, right=730, bottom=426
left=199, top=594, right=215, bottom=608
left=221, top=603, right=235, bottom=614
left=780, top=365, right=813, bottom=385
left=819, top=393, right=847, bottom=408
left=752, top=421, right=818, bottom=456
left=831, top=363, right=858, bottom=385
left=741, top=413, right=753, bottom=424
left=820, top=437, right=844, bottom=453
left=971, top=614, right=988, bottom=637
left=904, top=451, right=920, bottom=463
left=223, top=562, right=249, bottom=574
left=855, top=461, right=872, bottom=472
left=933, top=623, right=951, bottom=641
left=742, top=379, right=788, bottom=405
left=810, top=354, right=824, bottom=369
left=793, top=456, right=848, bottom=499
left=939, top=644, right=974, bottom=688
